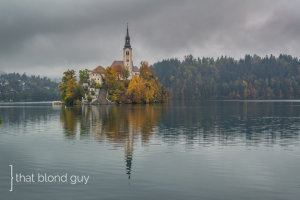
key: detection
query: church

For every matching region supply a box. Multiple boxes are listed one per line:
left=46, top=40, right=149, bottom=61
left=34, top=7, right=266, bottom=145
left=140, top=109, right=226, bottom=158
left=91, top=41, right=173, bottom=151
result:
left=86, top=25, right=140, bottom=103
left=111, top=24, right=140, bottom=80
left=89, top=25, right=139, bottom=85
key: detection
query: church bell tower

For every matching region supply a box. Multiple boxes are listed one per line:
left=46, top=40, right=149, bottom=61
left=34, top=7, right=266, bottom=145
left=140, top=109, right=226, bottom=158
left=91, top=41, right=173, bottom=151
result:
left=123, top=24, right=133, bottom=79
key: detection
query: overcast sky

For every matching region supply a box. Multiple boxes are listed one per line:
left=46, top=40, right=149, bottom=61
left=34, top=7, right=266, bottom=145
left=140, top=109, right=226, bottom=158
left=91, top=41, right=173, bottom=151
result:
left=0, top=0, right=300, bottom=77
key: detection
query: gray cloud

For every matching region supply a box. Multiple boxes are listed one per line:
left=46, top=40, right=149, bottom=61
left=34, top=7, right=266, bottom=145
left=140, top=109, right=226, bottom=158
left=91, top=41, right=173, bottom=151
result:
left=0, top=0, right=300, bottom=77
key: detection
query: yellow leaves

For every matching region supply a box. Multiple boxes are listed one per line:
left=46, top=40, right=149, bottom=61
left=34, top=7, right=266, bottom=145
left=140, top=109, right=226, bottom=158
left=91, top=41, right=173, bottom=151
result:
left=242, top=80, right=248, bottom=88
left=59, top=69, right=83, bottom=106
left=126, top=75, right=161, bottom=103
left=126, top=76, right=145, bottom=103
left=105, top=62, right=167, bottom=104
left=140, top=62, right=154, bottom=80
left=65, top=76, right=77, bottom=101
left=112, top=64, right=127, bottom=80
left=105, top=66, right=119, bottom=89
left=112, top=89, right=123, bottom=103
left=144, top=79, right=159, bottom=103
left=104, top=66, right=118, bottom=80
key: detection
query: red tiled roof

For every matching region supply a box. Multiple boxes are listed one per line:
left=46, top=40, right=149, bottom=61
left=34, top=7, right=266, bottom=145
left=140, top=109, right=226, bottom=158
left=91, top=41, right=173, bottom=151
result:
left=111, top=61, right=139, bottom=72
left=92, top=66, right=105, bottom=74
left=111, top=61, right=124, bottom=67
left=132, top=66, right=139, bottom=72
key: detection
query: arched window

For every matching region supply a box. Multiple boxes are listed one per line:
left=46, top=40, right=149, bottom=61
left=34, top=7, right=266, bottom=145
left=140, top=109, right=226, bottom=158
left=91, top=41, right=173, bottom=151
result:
left=126, top=51, right=129, bottom=55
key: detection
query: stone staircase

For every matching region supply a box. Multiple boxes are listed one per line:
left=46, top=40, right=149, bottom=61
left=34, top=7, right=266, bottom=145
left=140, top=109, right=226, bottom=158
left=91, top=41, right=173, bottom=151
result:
left=90, top=84, right=114, bottom=105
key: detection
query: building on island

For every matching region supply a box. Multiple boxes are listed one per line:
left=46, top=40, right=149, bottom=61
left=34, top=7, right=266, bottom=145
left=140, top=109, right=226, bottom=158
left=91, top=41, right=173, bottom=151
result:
left=89, top=65, right=105, bottom=85
left=89, top=24, right=139, bottom=86
left=83, top=25, right=140, bottom=104
left=111, top=24, right=140, bottom=80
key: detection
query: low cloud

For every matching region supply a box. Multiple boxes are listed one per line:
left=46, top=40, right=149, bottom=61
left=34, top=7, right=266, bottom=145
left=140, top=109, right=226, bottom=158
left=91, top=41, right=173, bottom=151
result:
left=0, top=0, right=299, bottom=77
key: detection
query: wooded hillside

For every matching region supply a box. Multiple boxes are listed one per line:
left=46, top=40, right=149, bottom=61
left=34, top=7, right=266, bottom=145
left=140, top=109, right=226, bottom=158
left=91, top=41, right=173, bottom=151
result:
left=152, top=54, right=300, bottom=99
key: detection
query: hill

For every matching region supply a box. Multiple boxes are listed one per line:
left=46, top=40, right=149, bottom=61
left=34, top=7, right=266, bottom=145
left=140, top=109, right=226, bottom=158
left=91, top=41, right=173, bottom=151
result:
left=152, top=54, right=300, bottom=100
left=0, top=73, right=60, bottom=102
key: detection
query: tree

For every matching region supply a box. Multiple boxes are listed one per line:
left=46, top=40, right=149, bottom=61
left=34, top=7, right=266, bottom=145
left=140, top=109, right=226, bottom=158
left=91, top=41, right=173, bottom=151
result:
left=125, top=68, right=130, bottom=80
left=152, top=54, right=300, bottom=100
left=126, top=76, right=145, bottom=103
left=104, top=62, right=167, bottom=104
left=64, top=74, right=77, bottom=106
left=95, top=83, right=102, bottom=89
left=87, top=94, right=92, bottom=102
left=59, top=69, right=83, bottom=106
left=140, top=62, right=154, bottom=80
left=59, top=70, right=75, bottom=102
left=112, top=64, right=127, bottom=80
left=79, top=69, right=89, bottom=84
left=104, top=66, right=122, bottom=98
left=0, top=72, right=59, bottom=102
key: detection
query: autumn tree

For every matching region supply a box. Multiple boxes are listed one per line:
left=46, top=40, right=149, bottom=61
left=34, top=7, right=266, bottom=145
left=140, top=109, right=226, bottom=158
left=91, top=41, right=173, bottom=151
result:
left=126, top=76, right=145, bottom=103
left=79, top=69, right=89, bottom=84
left=59, top=69, right=83, bottom=106
left=112, top=64, right=127, bottom=80
left=105, top=67, right=117, bottom=88
left=104, top=66, right=123, bottom=100
left=104, top=62, right=167, bottom=104
left=126, top=69, right=166, bottom=103
left=140, top=61, right=154, bottom=80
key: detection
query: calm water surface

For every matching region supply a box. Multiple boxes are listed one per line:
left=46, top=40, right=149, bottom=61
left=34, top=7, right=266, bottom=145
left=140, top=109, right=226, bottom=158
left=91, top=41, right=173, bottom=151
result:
left=0, top=101, right=300, bottom=200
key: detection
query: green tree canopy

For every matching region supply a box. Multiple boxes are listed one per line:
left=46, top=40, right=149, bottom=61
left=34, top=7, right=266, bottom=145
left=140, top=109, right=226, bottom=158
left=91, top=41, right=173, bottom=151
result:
left=152, top=54, right=300, bottom=100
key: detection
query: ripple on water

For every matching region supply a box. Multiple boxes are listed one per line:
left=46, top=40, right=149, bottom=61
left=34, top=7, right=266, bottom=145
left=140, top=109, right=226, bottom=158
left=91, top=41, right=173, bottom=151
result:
left=1, top=102, right=300, bottom=199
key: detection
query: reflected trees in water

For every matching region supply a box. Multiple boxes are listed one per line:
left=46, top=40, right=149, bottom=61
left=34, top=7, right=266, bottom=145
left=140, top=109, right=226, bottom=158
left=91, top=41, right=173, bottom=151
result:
left=59, top=101, right=300, bottom=177
left=60, top=104, right=166, bottom=178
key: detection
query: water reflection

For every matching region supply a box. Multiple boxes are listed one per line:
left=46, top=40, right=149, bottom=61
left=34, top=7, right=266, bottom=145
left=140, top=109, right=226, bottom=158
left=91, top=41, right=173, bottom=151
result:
left=0, top=104, right=57, bottom=126
left=60, top=104, right=165, bottom=139
left=1, top=101, right=300, bottom=199
left=57, top=101, right=300, bottom=178
left=160, top=101, right=300, bottom=146
left=60, top=104, right=166, bottom=178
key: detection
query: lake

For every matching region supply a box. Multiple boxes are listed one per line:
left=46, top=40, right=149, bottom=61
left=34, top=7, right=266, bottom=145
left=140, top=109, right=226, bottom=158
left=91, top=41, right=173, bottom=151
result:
left=0, top=101, right=300, bottom=199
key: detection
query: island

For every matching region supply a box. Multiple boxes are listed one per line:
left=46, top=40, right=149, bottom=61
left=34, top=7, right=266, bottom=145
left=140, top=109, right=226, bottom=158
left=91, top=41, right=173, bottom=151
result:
left=58, top=25, right=167, bottom=106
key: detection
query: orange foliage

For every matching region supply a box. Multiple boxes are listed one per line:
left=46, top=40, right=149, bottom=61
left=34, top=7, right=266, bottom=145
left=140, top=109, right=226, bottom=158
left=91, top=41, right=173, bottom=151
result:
left=112, top=64, right=127, bottom=80
left=105, top=61, right=167, bottom=104
left=140, top=62, right=154, bottom=80
left=126, top=76, right=145, bottom=103
left=104, top=66, right=119, bottom=90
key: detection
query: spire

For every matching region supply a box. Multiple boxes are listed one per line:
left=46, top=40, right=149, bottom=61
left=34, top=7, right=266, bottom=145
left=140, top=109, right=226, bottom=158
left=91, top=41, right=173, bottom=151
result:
left=124, top=23, right=131, bottom=49
left=126, top=23, right=129, bottom=37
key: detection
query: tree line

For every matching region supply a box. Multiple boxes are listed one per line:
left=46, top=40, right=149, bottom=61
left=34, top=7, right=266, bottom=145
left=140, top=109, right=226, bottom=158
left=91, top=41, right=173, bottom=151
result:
left=152, top=54, right=300, bottom=100
left=0, top=73, right=59, bottom=102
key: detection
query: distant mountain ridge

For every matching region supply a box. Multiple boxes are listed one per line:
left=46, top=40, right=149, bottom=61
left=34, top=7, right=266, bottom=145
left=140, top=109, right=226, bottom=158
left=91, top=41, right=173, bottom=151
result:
left=0, top=73, right=59, bottom=102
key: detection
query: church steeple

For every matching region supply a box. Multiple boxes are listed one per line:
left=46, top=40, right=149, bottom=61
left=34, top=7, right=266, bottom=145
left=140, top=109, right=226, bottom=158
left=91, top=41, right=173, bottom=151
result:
left=124, top=23, right=131, bottom=49
left=123, top=23, right=133, bottom=79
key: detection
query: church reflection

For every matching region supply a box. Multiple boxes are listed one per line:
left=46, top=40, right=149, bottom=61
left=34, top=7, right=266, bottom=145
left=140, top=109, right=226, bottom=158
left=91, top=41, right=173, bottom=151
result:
left=59, top=100, right=300, bottom=179
left=60, top=104, right=166, bottom=179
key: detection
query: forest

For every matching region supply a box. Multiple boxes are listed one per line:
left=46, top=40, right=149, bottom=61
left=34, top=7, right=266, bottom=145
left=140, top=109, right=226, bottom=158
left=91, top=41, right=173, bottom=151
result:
left=0, top=73, right=59, bottom=102
left=152, top=54, right=300, bottom=100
